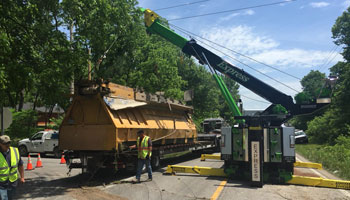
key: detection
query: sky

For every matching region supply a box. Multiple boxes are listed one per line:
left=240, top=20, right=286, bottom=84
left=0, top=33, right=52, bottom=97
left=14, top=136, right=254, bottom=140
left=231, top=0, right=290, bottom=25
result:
left=137, top=0, right=349, bottom=110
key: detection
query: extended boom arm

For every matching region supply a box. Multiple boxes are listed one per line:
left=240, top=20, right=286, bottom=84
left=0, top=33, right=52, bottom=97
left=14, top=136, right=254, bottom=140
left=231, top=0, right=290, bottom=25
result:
left=143, top=9, right=328, bottom=116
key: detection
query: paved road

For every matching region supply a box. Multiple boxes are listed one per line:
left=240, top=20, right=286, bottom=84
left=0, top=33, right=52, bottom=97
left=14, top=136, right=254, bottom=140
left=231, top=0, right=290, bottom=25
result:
left=104, top=153, right=350, bottom=200
left=14, top=153, right=350, bottom=200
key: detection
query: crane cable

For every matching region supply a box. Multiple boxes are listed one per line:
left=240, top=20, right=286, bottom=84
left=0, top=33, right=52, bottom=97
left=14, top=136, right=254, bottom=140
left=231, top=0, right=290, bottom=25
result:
left=170, top=25, right=301, bottom=93
left=168, top=0, right=297, bottom=21
left=170, top=23, right=302, bottom=80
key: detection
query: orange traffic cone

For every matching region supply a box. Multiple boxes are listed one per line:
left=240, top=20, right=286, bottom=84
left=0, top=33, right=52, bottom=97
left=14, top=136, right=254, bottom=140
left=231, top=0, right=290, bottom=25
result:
left=26, top=155, right=34, bottom=170
left=60, top=152, right=66, bottom=164
left=36, top=153, right=43, bottom=168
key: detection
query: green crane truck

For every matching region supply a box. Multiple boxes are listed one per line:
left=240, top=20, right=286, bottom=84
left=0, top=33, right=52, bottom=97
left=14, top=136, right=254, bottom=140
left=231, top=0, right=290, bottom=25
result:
left=142, top=8, right=331, bottom=187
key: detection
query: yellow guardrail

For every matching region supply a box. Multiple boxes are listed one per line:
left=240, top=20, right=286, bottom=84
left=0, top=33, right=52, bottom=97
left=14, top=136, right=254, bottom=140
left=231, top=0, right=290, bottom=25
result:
left=288, top=175, right=350, bottom=190
left=164, top=165, right=226, bottom=177
left=294, top=161, right=322, bottom=169
left=200, top=154, right=221, bottom=161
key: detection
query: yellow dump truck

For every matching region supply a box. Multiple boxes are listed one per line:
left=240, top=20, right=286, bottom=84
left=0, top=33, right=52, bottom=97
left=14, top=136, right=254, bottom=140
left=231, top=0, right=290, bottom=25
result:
left=59, top=80, right=217, bottom=173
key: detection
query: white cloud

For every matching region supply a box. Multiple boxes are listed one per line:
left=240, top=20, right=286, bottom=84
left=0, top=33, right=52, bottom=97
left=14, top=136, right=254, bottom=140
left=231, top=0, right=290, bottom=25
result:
left=198, top=25, right=343, bottom=109
left=310, top=2, right=330, bottom=8
left=199, top=25, right=343, bottom=69
left=200, top=25, right=278, bottom=55
left=219, top=10, right=255, bottom=21
left=219, top=13, right=240, bottom=21
left=244, top=10, right=255, bottom=15
left=343, top=0, right=350, bottom=8
left=251, top=49, right=343, bottom=69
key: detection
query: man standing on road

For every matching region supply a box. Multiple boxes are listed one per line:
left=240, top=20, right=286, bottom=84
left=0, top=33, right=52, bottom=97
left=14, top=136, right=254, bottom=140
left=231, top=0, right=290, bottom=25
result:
left=134, top=129, right=152, bottom=183
left=0, top=135, right=24, bottom=200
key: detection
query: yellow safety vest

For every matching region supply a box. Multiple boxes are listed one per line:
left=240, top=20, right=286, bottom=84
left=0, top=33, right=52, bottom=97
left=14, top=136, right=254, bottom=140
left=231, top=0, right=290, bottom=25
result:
left=137, top=136, right=152, bottom=159
left=0, top=147, right=19, bottom=183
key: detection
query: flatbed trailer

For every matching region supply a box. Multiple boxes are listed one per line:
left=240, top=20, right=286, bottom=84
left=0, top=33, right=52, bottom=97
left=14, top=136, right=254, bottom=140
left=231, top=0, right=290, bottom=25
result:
left=59, top=80, right=218, bottom=174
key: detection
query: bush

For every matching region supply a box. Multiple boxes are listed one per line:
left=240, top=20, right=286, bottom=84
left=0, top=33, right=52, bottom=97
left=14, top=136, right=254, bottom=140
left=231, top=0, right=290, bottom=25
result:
left=296, top=136, right=350, bottom=180
left=5, top=110, right=40, bottom=142
left=306, top=110, right=348, bottom=145
left=47, top=115, right=64, bottom=130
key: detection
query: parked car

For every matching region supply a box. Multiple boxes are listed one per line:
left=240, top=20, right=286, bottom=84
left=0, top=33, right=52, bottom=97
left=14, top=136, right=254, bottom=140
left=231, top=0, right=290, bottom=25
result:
left=18, top=130, right=61, bottom=157
left=295, top=130, right=308, bottom=144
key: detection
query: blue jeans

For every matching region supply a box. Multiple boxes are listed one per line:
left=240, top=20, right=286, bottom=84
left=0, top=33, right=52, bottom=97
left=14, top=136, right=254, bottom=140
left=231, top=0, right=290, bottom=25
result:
left=136, top=158, right=152, bottom=180
left=0, top=188, right=16, bottom=200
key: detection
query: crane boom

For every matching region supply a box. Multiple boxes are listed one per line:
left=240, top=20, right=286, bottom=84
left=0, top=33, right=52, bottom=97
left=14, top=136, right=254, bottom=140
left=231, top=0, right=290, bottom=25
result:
left=143, top=8, right=328, bottom=116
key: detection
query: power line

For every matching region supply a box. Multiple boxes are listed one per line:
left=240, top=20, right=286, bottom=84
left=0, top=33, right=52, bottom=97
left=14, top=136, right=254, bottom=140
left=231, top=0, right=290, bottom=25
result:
left=170, top=23, right=301, bottom=80
left=168, top=0, right=297, bottom=21
left=171, top=25, right=300, bottom=93
left=240, top=94, right=271, bottom=104
left=320, top=50, right=341, bottom=72
left=319, top=45, right=340, bottom=72
left=154, top=0, right=210, bottom=11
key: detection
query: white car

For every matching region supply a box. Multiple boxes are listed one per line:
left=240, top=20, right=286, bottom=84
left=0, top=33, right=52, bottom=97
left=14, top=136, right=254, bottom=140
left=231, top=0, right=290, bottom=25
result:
left=18, top=130, right=61, bottom=158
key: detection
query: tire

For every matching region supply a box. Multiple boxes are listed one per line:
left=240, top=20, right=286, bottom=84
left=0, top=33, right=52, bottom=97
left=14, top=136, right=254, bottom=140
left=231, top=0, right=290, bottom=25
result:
left=53, top=147, right=61, bottom=158
left=151, top=155, right=160, bottom=170
left=19, top=145, right=28, bottom=157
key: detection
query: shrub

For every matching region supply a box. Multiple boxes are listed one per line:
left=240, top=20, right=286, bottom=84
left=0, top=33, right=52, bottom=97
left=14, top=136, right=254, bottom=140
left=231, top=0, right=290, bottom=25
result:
left=5, top=110, right=39, bottom=141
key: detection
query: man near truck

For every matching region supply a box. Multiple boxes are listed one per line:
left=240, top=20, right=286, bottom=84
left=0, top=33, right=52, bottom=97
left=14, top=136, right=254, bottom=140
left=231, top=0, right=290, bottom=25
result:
left=134, top=129, right=152, bottom=183
left=0, top=135, right=25, bottom=200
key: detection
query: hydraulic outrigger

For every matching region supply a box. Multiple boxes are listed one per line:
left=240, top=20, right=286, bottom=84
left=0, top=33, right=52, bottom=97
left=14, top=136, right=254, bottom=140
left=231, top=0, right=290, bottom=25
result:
left=142, top=8, right=349, bottom=190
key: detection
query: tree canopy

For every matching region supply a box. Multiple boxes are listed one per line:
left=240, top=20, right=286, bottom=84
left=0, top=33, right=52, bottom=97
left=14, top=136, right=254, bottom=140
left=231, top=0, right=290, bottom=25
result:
left=304, top=7, right=350, bottom=144
left=1, top=0, right=240, bottom=138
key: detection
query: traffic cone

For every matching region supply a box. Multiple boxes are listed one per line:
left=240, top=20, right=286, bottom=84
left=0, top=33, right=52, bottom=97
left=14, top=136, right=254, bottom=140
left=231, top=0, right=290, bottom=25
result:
left=35, top=153, right=43, bottom=168
left=60, top=152, right=66, bottom=164
left=26, top=155, right=34, bottom=170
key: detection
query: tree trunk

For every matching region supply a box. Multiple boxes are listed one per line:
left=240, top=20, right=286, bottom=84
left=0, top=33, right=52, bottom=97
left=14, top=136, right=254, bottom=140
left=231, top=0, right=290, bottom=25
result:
left=18, top=90, right=24, bottom=111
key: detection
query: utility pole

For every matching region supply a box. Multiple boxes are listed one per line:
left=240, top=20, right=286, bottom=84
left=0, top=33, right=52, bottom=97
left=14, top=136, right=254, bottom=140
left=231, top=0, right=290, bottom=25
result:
left=70, top=21, right=74, bottom=98
left=88, top=48, right=92, bottom=81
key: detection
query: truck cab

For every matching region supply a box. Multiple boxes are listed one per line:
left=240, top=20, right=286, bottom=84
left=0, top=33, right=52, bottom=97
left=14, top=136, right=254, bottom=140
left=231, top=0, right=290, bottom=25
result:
left=198, top=118, right=224, bottom=151
left=202, top=118, right=224, bottom=135
left=18, top=130, right=60, bottom=157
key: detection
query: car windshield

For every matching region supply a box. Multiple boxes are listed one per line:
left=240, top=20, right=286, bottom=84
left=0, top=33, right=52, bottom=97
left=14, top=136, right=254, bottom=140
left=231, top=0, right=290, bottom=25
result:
left=295, top=131, right=305, bottom=136
left=31, top=132, right=44, bottom=140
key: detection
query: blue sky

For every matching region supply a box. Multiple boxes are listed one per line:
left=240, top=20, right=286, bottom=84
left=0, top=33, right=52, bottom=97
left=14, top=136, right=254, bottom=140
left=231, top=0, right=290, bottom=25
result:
left=137, top=0, right=349, bottom=110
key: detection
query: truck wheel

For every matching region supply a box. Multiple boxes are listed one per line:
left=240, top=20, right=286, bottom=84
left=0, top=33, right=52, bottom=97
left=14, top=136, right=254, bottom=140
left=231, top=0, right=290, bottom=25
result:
left=151, top=155, right=160, bottom=170
left=53, top=147, right=61, bottom=158
left=19, top=146, right=28, bottom=157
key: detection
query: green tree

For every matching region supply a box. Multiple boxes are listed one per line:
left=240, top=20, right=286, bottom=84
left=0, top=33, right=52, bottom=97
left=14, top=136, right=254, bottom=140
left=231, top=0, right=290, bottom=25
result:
left=295, top=70, right=327, bottom=104
left=332, top=7, right=350, bottom=61
left=292, top=70, right=327, bottom=130
left=0, top=0, right=75, bottom=111
left=306, top=6, right=350, bottom=144
left=6, top=110, right=39, bottom=143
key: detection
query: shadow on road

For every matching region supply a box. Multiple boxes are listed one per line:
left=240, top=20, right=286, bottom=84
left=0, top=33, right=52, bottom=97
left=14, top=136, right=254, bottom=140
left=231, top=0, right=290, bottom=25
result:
left=15, top=150, right=218, bottom=199
left=14, top=169, right=133, bottom=199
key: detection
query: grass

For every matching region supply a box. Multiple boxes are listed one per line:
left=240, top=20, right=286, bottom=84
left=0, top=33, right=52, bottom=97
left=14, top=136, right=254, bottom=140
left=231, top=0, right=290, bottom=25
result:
left=296, top=144, right=350, bottom=180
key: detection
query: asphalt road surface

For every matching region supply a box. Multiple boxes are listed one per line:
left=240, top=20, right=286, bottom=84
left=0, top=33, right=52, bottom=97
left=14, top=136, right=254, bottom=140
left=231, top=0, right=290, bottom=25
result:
left=14, top=153, right=350, bottom=200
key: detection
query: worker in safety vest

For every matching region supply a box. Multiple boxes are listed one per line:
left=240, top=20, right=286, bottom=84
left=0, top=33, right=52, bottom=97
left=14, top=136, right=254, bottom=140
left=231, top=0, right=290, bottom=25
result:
left=0, top=135, right=24, bottom=200
left=134, top=129, right=152, bottom=183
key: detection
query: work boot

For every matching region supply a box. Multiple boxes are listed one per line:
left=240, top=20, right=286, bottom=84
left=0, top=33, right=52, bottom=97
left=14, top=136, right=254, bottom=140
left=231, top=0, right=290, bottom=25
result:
left=133, top=179, right=141, bottom=184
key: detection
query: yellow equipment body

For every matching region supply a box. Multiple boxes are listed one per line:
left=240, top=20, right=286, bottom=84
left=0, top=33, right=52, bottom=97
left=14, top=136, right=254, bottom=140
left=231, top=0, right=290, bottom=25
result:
left=200, top=154, right=221, bottom=161
left=294, top=161, right=323, bottom=170
left=59, top=81, right=197, bottom=152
